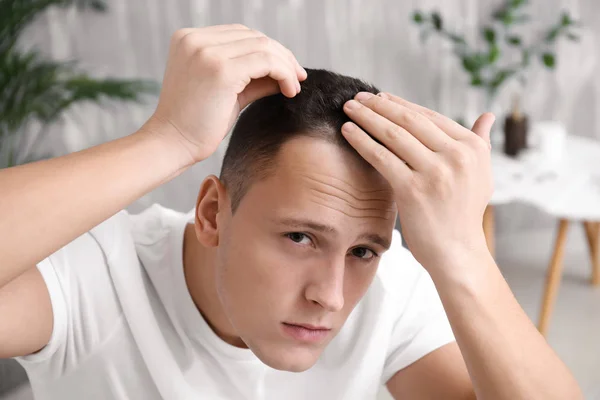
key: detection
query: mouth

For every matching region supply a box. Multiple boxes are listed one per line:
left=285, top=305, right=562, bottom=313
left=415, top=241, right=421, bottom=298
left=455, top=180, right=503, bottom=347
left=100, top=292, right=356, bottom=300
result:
left=281, top=322, right=332, bottom=343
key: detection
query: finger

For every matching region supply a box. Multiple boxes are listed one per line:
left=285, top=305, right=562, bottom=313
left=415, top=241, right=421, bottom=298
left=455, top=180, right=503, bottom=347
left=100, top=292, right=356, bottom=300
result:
left=355, top=92, right=454, bottom=152
left=177, top=29, right=306, bottom=85
left=471, top=113, right=496, bottom=147
left=230, top=51, right=298, bottom=102
left=171, top=25, right=251, bottom=47
left=253, top=37, right=306, bottom=84
left=379, top=92, right=471, bottom=140
left=268, top=40, right=307, bottom=81
left=216, top=37, right=300, bottom=94
left=343, top=99, right=435, bottom=171
left=202, top=28, right=266, bottom=46
left=238, top=77, right=281, bottom=107
left=341, top=121, right=413, bottom=185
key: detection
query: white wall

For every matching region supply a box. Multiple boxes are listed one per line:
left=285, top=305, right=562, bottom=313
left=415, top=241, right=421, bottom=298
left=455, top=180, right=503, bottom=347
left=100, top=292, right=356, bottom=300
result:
left=18, top=0, right=600, bottom=232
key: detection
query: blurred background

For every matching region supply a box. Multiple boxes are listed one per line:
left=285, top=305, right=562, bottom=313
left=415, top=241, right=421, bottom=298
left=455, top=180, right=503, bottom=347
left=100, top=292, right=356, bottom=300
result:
left=1, top=0, right=599, bottom=399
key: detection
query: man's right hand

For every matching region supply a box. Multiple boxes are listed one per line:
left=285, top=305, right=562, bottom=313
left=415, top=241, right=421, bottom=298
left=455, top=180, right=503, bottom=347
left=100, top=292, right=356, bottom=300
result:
left=148, top=24, right=307, bottom=164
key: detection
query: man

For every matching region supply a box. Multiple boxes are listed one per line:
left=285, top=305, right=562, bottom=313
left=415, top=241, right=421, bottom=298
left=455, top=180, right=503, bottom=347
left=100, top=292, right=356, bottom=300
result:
left=0, top=25, right=582, bottom=399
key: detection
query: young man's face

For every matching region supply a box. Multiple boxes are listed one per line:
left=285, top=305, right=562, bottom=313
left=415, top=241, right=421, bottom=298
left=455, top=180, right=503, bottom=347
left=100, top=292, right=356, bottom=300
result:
left=215, top=136, right=397, bottom=372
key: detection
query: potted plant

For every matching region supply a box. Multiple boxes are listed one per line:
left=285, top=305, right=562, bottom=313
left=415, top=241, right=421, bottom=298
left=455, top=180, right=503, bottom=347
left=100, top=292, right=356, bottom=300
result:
left=0, top=0, right=158, bottom=168
left=411, top=0, right=581, bottom=156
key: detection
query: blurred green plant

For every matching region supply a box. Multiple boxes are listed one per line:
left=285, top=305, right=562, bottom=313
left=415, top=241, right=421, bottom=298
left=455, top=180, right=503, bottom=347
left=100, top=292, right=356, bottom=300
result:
left=0, top=0, right=159, bottom=168
left=411, top=0, right=581, bottom=110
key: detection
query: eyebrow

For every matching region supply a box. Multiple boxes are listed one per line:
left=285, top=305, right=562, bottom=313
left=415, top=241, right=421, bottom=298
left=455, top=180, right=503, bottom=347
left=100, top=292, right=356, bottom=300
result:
left=274, top=217, right=392, bottom=250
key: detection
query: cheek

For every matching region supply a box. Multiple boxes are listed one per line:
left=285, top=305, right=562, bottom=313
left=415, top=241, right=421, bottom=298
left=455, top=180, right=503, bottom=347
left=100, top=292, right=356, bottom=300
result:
left=216, top=231, right=301, bottom=316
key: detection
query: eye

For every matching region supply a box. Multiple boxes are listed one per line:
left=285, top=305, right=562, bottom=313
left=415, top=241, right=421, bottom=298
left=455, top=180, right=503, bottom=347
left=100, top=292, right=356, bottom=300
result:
left=350, top=247, right=377, bottom=260
left=286, top=232, right=312, bottom=246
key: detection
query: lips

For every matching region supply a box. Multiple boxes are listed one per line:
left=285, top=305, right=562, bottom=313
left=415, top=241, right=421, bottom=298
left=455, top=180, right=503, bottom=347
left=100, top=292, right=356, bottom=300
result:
left=281, top=322, right=332, bottom=343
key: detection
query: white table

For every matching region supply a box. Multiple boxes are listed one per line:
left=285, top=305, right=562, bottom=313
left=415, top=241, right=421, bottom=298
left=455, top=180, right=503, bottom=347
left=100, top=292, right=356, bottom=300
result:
left=484, top=134, right=600, bottom=336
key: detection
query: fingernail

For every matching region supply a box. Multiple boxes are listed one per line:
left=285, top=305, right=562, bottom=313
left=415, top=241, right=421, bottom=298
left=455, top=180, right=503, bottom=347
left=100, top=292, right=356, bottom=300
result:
left=342, top=122, right=356, bottom=133
left=345, top=100, right=360, bottom=110
left=355, top=92, right=373, bottom=102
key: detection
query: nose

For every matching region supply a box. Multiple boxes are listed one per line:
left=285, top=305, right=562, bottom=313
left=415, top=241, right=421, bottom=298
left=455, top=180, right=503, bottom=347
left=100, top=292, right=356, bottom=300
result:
left=304, top=257, right=345, bottom=312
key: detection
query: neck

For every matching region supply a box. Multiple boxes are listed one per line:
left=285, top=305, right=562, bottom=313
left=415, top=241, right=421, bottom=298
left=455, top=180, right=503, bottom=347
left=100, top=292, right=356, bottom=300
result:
left=182, top=223, right=247, bottom=348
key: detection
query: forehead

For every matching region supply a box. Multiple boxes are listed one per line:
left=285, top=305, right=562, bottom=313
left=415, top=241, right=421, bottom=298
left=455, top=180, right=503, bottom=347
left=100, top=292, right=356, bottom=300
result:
left=239, top=136, right=396, bottom=228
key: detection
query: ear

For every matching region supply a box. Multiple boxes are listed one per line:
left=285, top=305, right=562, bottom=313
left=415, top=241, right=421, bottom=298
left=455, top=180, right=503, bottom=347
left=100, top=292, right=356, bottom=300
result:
left=194, top=175, right=230, bottom=247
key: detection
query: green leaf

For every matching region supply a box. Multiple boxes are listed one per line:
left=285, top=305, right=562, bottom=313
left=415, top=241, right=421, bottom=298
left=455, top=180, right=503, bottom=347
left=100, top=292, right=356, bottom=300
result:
left=488, top=45, right=500, bottom=63
left=507, top=36, right=522, bottom=46
left=462, top=56, right=479, bottom=73
left=545, top=27, right=560, bottom=43
left=567, top=33, right=580, bottom=41
left=412, top=11, right=424, bottom=24
left=471, top=76, right=484, bottom=86
left=502, top=13, right=514, bottom=26
left=509, top=0, right=527, bottom=8
left=492, top=9, right=507, bottom=21
left=561, top=12, right=572, bottom=26
left=483, top=27, right=496, bottom=43
left=542, top=52, right=556, bottom=68
left=461, top=53, right=489, bottom=74
left=88, top=0, right=108, bottom=11
left=490, top=69, right=516, bottom=90
left=431, top=11, right=443, bottom=31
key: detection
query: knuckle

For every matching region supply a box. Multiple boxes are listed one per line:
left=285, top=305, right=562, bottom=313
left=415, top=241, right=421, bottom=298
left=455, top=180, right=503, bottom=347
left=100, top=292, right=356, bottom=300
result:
left=399, top=110, right=418, bottom=126
left=197, top=48, right=225, bottom=74
left=229, top=23, right=248, bottom=30
left=383, top=124, right=402, bottom=142
left=171, top=28, right=191, bottom=43
left=449, top=145, right=474, bottom=169
left=422, top=107, right=440, bottom=120
left=250, top=29, right=266, bottom=38
left=180, top=32, right=201, bottom=53
left=256, top=35, right=272, bottom=48
left=429, top=165, right=453, bottom=195
left=373, top=146, right=389, bottom=165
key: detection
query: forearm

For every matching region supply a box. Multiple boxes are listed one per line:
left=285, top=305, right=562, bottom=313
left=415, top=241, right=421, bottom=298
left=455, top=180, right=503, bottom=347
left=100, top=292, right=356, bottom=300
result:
left=0, top=121, right=194, bottom=288
left=430, top=249, right=582, bottom=400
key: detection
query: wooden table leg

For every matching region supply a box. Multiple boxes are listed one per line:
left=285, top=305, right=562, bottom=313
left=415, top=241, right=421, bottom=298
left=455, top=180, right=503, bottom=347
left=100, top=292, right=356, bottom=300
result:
left=583, top=221, right=600, bottom=286
left=538, top=219, right=570, bottom=337
left=483, top=205, right=495, bottom=258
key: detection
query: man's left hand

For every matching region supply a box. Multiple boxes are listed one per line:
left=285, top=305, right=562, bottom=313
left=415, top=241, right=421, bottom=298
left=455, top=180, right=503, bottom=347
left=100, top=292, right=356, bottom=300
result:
left=342, top=91, right=496, bottom=276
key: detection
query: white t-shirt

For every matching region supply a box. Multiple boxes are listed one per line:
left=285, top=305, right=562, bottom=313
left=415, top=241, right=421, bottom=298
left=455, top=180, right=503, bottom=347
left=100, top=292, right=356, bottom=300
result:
left=16, top=204, right=455, bottom=400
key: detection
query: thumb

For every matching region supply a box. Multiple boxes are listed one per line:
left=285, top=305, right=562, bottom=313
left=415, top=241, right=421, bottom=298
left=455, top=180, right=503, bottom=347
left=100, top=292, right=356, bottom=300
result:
left=238, top=77, right=281, bottom=109
left=471, top=113, right=496, bottom=146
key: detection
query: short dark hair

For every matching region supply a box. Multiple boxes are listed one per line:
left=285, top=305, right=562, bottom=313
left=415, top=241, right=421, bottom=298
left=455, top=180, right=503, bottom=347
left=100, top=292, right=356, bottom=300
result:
left=220, top=68, right=379, bottom=212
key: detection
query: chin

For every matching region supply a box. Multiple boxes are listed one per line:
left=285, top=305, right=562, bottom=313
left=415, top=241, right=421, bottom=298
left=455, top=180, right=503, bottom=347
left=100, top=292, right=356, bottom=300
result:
left=247, top=340, right=323, bottom=372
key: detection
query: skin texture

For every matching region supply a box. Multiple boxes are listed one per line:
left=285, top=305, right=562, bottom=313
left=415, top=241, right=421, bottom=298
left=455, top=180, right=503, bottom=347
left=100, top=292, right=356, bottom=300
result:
left=185, top=136, right=396, bottom=372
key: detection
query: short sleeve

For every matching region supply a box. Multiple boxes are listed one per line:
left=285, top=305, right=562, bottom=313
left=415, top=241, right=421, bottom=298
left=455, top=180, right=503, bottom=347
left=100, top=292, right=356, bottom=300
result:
left=380, top=247, right=455, bottom=383
left=15, top=216, right=125, bottom=378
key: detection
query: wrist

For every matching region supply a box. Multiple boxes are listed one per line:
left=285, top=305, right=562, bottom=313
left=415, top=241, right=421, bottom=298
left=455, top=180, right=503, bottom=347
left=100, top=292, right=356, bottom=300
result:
left=422, top=239, right=495, bottom=286
left=139, top=115, right=203, bottom=169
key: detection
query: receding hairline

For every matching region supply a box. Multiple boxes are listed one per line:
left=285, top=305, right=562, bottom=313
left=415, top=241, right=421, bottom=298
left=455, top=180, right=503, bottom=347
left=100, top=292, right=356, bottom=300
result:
left=220, top=129, right=376, bottom=212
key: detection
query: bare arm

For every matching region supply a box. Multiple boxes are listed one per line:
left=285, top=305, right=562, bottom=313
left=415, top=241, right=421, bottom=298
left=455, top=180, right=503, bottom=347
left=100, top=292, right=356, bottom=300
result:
left=387, top=342, right=475, bottom=400
left=0, top=126, right=191, bottom=289
left=0, top=24, right=306, bottom=358
left=341, top=91, right=582, bottom=399
left=430, top=249, right=581, bottom=399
